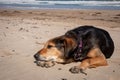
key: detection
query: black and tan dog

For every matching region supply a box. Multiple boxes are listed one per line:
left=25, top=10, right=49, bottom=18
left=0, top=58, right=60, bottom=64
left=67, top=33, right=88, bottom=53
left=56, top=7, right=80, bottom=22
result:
left=34, top=26, right=114, bottom=74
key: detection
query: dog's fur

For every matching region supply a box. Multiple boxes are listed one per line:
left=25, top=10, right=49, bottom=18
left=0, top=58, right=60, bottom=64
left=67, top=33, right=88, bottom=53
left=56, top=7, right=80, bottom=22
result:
left=34, top=26, right=114, bottom=74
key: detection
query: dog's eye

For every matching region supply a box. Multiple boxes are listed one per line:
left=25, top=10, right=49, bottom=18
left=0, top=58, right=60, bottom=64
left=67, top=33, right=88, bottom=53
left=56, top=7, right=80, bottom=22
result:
left=47, top=45, right=53, bottom=49
left=56, top=45, right=65, bottom=50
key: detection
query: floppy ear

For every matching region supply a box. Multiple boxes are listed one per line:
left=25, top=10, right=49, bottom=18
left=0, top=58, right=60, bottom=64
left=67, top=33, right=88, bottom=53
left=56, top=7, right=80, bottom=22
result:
left=55, top=39, right=65, bottom=49
left=64, top=38, right=77, bottom=59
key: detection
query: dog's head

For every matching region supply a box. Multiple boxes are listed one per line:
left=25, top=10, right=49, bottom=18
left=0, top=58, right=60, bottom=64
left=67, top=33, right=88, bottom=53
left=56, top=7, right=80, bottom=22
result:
left=34, top=36, right=77, bottom=64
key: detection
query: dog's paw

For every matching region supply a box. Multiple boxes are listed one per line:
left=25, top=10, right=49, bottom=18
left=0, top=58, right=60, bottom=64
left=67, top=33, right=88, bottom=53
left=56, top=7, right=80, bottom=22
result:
left=35, top=61, right=55, bottom=68
left=35, top=61, right=45, bottom=67
left=44, top=61, right=55, bottom=68
left=69, top=66, right=80, bottom=73
left=69, top=66, right=87, bottom=75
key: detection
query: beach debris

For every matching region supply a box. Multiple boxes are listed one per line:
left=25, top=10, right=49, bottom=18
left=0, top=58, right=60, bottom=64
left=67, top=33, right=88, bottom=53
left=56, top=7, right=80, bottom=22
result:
left=31, top=26, right=39, bottom=28
left=12, top=50, right=15, bottom=52
left=3, top=10, right=8, bottom=13
left=5, top=27, right=9, bottom=29
left=35, top=37, right=38, bottom=39
left=95, top=12, right=101, bottom=14
left=1, top=56, right=5, bottom=57
left=13, top=10, right=21, bottom=13
left=19, top=28, right=29, bottom=32
left=116, top=14, right=120, bottom=16
left=113, top=17, right=119, bottom=19
left=90, top=12, right=101, bottom=16
left=58, top=68, right=62, bottom=70
left=19, top=28, right=24, bottom=31
left=61, top=78, right=67, bottom=80
left=113, top=70, right=115, bottom=72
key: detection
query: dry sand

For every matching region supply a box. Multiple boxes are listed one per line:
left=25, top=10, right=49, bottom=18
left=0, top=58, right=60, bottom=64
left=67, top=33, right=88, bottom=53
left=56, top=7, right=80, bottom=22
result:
left=0, top=9, right=120, bottom=80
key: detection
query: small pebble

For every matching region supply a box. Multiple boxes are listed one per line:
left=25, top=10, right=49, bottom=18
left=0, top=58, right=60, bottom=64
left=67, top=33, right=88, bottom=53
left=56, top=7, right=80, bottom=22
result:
left=12, top=50, right=15, bottom=52
left=58, top=68, right=62, bottom=70
left=6, top=27, right=9, bottom=29
left=113, top=70, right=115, bottom=72
left=19, top=28, right=23, bottom=31
left=35, top=37, right=38, bottom=39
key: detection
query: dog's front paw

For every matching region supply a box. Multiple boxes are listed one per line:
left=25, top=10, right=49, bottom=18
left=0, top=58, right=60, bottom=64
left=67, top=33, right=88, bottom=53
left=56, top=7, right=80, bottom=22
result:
left=35, top=61, right=45, bottom=67
left=44, top=61, right=55, bottom=68
left=69, top=66, right=80, bottom=73
left=35, top=61, right=55, bottom=68
left=69, top=66, right=87, bottom=75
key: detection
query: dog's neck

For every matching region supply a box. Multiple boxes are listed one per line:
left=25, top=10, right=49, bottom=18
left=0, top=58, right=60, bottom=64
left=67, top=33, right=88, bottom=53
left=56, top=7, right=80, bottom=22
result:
left=73, top=38, right=83, bottom=61
left=78, top=40, right=83, bottom=52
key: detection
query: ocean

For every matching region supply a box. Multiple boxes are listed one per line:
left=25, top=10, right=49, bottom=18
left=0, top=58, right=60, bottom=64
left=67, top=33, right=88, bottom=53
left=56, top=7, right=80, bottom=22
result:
left=0, top=0, right=120, bottom=10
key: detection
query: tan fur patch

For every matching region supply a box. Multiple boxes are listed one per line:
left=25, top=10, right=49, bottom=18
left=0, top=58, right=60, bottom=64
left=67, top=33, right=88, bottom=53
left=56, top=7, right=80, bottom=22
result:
left=79, top=48, right=108, bottom=70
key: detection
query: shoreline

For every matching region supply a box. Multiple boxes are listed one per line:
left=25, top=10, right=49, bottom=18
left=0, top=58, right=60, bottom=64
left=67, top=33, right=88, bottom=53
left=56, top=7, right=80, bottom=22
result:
left=0, top=6, right=120, bottom=11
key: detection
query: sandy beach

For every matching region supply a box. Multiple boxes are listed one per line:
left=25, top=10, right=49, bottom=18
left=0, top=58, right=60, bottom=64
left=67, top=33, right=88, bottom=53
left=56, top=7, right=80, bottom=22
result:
left=0, top=9, right=120, bottom=80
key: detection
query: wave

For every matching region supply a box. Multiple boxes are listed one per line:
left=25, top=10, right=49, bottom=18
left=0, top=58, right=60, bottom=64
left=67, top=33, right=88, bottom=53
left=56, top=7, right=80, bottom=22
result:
left=38, top=1, right=120, bottom=6
left=0, top=0, right=120, bottom=10
left=0, top=0, right=120, bottom=6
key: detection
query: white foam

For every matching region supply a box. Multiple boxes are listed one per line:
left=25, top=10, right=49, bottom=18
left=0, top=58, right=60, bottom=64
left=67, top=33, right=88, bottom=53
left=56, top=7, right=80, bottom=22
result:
left=0, top=0, right=36, bottom=4
left=0, top=0, right=120, bottom=7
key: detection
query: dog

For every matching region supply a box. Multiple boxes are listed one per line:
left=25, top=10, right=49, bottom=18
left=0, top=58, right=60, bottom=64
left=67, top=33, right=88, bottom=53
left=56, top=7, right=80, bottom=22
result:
left=34, top=25, right=114, bottom=75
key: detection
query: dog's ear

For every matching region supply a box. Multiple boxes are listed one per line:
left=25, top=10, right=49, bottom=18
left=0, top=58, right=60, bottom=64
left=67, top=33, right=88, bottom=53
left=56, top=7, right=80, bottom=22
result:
left=64, top=37, right=77, bottom=59
left=55, top=39, right=65, bottom=50
left=53, top=36, right=76, bottom=59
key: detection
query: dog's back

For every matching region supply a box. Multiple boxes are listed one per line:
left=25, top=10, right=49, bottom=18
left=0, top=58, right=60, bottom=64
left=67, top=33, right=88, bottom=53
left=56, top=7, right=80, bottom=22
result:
left=65, top=26, right=114, bottom=59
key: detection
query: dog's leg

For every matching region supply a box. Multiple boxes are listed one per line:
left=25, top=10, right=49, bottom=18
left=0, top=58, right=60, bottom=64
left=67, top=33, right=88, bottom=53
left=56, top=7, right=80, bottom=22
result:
left=79, top=56, right=108, bottom=69
left=80, top=48, right=108, bottom=69
left=69, top=48, right=108, bottom=74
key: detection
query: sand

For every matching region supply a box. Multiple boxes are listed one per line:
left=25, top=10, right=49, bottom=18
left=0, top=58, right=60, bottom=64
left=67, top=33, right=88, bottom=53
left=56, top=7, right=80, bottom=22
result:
left=0, top=9, right=120, bottom=80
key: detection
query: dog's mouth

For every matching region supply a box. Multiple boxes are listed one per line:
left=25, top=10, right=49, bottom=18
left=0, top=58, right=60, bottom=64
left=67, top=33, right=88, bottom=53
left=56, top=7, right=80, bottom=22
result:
left=34, top=53, right=56, bottom=67
left=34, top=53, right=58, bottom=61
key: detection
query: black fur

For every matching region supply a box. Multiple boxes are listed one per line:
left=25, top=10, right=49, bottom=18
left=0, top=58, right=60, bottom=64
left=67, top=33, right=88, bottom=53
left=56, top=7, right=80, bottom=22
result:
left=65, top=26, right=114, bottom=60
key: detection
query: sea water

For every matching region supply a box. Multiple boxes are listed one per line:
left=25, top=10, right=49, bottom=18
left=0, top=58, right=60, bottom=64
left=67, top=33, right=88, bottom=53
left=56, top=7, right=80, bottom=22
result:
left=0, top=0, right=120, bottom=10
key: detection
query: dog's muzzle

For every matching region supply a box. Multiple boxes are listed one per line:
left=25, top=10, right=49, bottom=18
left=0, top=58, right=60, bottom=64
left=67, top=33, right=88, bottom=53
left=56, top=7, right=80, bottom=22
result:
left=34, top=53, right=55, bottom=67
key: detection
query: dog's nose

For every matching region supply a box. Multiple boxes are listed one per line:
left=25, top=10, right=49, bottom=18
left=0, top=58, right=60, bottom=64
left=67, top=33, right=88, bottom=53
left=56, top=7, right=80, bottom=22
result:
left=34, top=53, right=40, bottom=60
